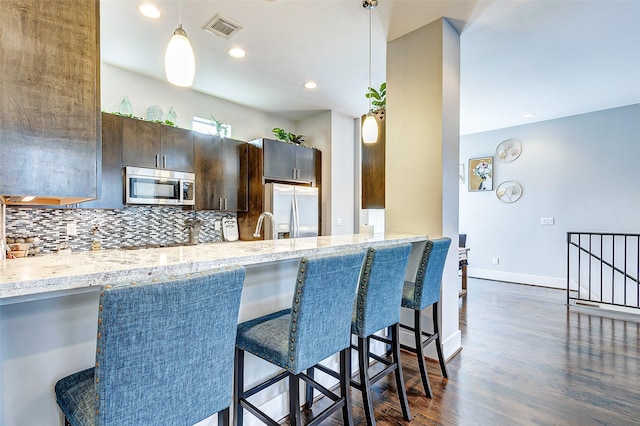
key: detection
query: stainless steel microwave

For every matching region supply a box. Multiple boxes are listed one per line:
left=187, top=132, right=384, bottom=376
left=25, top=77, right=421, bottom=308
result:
left=125, top=166, right=195, bottom=206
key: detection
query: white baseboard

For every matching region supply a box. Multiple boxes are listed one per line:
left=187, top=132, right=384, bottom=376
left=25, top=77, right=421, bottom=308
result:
left=468, top=268, right=565, bottom=289
left=398, top=324, right=462, bottom=361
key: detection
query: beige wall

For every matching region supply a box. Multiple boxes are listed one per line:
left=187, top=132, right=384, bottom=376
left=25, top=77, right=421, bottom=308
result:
left=386, top=18, right=461, bottom=359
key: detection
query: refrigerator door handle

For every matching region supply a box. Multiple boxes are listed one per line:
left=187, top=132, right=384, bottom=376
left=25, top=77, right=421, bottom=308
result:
left=292, top=196, right=300, bottom=238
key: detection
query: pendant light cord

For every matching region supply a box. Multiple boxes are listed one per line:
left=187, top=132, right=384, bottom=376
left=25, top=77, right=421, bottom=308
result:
left=368, top=5, right=372, bottom=113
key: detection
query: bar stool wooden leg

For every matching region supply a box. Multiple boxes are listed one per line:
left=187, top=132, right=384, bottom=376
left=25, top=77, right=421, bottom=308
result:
left=234, top=348, right=244, bottom=426
left=414, top=309, right=433, bottom=398
left=358, top=336, right=376, bottom=426
left=289, top=374, right=301, bottom=426
left=340, top=348, right=354, bottom=426
left=305, top=367, right=315, bottom=408
left=218, top=407, right=229, bottom=426
left=433, top=301, right=449, bottom=378
left=391, top=324, right=411, bottom=420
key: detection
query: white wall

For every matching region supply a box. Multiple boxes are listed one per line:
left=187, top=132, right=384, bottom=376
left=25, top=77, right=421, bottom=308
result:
left=330, top=112, right=357, bottom=235
left=285, top=110, right=357, bottom=237
left=101, top=63, right=295, bottom=142
left=460, top=104, right=640, bottom=288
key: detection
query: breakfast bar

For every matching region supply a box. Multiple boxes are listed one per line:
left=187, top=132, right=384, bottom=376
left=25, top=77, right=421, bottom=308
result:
left=0, top=233, right=427, bottom=425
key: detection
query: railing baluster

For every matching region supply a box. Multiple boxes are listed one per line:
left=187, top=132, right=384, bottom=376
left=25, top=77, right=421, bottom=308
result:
left=567, top=231, right=640, bottom=311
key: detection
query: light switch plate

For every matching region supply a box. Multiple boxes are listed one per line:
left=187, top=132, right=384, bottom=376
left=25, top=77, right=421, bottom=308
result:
left=541, top=217, right=555, bottom=225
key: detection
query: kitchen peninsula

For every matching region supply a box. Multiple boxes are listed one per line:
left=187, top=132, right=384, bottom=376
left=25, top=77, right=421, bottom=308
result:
left=0, top=233, right=427, bottom=425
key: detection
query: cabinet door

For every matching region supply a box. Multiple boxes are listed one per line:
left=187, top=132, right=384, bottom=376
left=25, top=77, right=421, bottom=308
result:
left=294, top=145, right=316, bottom=183
left=122, top=117, right=161, bottom=168
left=194, top=133, right=223, bottom=210
left=263, top=138, right=297, bottom=180
left=82, top=113, right=124, bottom=209
left=0, top=0, right=99, bottom=202
left=221, top=139, right=248, bottom=211
left=161, top=126, right=194, bottom=172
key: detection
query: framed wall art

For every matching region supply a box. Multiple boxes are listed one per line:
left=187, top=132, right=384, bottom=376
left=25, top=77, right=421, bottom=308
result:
left=468, top=157, right=493, bottom=192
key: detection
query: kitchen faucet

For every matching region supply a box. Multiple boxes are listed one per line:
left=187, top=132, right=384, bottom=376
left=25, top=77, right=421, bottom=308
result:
left=253, top=212, right=277, bottom=240
left=186, top=219, right=204, bottom=245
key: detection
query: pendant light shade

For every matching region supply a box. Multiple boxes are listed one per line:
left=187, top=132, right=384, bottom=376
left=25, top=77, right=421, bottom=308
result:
left=362, top=112, right=378, bottom=144
left=165, top=25, right=195, bottom=87
left=362, top=0, right=378, bottom=144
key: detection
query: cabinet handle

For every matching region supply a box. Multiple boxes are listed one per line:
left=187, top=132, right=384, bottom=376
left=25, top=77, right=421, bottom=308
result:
left=155, top=154, right=159, bottom=168
left=163, top=155, right=167, bottom=169
left=219, top=198, right=224, bottom=210
left=224, top=198, right=228, bottom=210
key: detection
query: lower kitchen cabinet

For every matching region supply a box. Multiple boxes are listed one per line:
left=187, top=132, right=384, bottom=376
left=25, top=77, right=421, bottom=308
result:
left=194, top=134, right=247, bottom=211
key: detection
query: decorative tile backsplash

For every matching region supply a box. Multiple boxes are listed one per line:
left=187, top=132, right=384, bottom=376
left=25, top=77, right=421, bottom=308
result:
left=5, top=206, right=231, bottom=254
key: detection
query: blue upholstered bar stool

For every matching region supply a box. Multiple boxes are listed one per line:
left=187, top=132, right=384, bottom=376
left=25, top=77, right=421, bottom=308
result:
left=308, top=243, right=413, bottom=426
left=399, top=237, right=451, bottom=398
left=54, top=266, right=245, bottom=426
left=234, top=250, right=366, bottom=426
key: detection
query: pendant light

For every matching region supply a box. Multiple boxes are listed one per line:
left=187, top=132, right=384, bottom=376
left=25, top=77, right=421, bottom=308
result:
left=165, top=3, right=195, bottom=87
left=362, top=0, right=378, bottom=144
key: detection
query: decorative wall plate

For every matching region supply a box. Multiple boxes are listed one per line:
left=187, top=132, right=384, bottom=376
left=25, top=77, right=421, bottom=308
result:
left=496, top=181, right=522, bottom=203
left=496, top=139, right=522, bottom=162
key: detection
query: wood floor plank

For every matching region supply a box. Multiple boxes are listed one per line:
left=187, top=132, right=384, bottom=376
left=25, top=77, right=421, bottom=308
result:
left=295, top=278, right=640, bottom=425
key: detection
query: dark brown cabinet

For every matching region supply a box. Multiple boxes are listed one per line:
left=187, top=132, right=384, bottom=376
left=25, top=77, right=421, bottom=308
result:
left=361, top=112, right=385, bottom=209
left=0, top=0, right=100, bottom=205
left=237, top=140, right=322, bottom=241
left=262, top=138, right=317, bottom=183
left=121, top=117, right=194, bottom=172
left=194, top=134, right=247, bottom=211
left=82, top=113, right=124, bottom=209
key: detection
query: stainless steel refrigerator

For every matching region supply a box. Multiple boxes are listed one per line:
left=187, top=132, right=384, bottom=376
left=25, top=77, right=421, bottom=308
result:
left=264, top=183, right=319, bottom=239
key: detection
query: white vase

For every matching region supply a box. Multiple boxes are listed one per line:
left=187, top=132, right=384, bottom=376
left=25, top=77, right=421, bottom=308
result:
left=479, top=177, right=492, bottom=191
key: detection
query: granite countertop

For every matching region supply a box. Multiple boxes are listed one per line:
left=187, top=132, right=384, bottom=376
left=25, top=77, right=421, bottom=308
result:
left=0, top=233, right=426, bottom=302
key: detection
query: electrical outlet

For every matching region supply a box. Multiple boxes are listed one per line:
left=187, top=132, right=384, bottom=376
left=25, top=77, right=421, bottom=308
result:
left=336, top=217, right=343, bottom=226
left=541, top=217, right=555, bottom=225
left=66, top=222, right=78, bottom=236
left=492, top=257, right=499, bottom=265
left=214, top=220, right=221, bottom=231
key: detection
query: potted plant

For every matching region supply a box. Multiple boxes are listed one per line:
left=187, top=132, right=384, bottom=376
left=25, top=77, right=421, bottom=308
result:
left=211, top=115, right=230, bottom=137
left=366, top=82, right=386, bottom=120
left=272, top=127, right=305, bottom=145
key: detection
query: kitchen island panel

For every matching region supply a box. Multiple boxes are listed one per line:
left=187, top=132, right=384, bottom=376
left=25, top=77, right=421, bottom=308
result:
left=0, top=234, right=427, bottom=425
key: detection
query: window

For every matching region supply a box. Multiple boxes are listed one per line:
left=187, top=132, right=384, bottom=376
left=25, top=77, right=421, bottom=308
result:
left=192, top=116, right=231, bottom=137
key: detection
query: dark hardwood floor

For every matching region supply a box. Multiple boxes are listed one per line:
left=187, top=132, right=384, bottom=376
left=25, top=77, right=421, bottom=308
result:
left=300, top=278, right=640, bottom=425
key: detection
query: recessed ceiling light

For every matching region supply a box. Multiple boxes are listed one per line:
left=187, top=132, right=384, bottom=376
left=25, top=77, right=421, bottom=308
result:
left=522, top=113, right=535, bottom=118
left=139, top=3, right=161, bottom=19
left=304, top=81, right=317, bottom=89
left=228, top=47, right=246, bottom=58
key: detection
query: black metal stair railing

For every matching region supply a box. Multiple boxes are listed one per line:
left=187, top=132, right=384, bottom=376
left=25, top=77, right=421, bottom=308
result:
left=567, top=232, right=640, bottom=310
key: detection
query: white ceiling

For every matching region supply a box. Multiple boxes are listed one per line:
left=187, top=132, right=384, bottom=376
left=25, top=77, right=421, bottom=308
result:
left=101, top=0, right=640, bottom=135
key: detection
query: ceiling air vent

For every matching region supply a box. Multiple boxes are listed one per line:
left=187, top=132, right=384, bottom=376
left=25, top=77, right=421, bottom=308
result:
left=203, top=14, right=242, bottom=38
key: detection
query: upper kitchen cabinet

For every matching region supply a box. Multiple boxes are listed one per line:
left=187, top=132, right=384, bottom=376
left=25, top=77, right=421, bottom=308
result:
left=82, top=113, right=124, bottom=209
left=121, top=116, right=194, bottom=172
left=194, top=134, right=247, bottom=211
left=261, top=138, right=317, bottom=183
left=0, top=0, right=100, bottom=205
left=361, top=112, right=385, bottom=209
